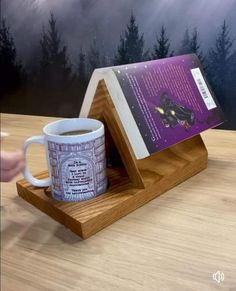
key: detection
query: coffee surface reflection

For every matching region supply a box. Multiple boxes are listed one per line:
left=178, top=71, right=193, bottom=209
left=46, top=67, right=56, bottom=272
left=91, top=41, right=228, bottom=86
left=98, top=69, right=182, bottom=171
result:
left=59, top=130, right=92, bottom=136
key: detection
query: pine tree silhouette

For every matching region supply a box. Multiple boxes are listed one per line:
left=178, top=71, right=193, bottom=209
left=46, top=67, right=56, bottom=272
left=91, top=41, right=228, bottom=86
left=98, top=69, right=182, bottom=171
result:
left=114, top=13, right=148, bottom=65
left=189, top=28, right=204, bottom=63
left=100, top=42, right=111, bottom=68
left=0, top=20, right=24, bottom=97
left=78, top=48, right=87, bottom=82
left=114, top=36, right=129, bottom=65
left=178, top=27, right=204, bottom=62
left=36, top=13, right=75, bottom=116
left=208, top=20, right=233, bottom=91
left=224, top=46, right=236, bottom=129
left=152, top=25, right=173, bottom=59
left=207, top=20, right=236, bottom=129
left=77, top=47, right=88, bottom=97
left=227, top=51, right=236, bottom=91
left=179, top=28, right=190, bottom=55
left=87, top=38, right=100, bottom=77
left=39, top=13, right=71, bottom=91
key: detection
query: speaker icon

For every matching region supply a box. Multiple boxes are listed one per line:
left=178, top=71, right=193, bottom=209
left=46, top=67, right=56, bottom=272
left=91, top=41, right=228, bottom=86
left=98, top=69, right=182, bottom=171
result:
left=213, top=271, right=224, bottom=283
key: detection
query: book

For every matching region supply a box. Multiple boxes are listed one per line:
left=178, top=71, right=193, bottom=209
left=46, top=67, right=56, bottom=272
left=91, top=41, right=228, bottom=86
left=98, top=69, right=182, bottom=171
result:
left=80, top=54, right=224, bottom=160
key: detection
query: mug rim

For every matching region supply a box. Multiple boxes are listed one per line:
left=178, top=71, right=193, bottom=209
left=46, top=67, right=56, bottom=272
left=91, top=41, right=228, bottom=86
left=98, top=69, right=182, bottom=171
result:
left=43, top=117, right=104, bottom=138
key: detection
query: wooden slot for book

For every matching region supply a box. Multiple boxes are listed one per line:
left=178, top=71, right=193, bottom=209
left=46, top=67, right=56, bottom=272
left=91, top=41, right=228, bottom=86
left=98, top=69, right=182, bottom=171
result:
left=17, top=80, right=208, bottom=239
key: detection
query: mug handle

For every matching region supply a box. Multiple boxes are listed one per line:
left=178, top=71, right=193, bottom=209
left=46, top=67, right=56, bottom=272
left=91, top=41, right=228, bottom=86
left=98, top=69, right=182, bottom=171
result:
left=23, top=136, right=51, bottom=187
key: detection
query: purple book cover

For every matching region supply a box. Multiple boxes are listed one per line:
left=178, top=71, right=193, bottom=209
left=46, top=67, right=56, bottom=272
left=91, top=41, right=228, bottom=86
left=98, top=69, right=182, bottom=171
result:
left=112, top=54, right=224, bottom=155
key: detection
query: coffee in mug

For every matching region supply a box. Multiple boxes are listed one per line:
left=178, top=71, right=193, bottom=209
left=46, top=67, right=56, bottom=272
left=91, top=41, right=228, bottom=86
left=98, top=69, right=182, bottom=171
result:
left=59, top=129, right=92, bottom=136
left=22, top=118, right=107, bottom=202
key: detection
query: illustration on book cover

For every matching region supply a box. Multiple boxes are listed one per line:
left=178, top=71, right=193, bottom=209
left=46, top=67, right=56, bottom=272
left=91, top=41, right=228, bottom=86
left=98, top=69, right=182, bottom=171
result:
left=113, top=54, right=224, bottom=155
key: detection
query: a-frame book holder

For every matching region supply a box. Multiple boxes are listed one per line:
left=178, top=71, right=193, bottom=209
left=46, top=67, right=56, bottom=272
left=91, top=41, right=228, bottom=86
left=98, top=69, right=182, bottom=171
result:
left=17, top=80, right=208, bottom=239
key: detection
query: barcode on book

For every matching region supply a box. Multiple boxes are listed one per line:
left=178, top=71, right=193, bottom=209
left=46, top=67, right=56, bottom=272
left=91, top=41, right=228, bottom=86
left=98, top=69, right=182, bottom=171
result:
left=191, top=68, right=217, bottom=110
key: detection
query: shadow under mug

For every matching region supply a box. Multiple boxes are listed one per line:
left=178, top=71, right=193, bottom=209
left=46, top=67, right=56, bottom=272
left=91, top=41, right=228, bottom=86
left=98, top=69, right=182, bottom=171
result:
left=22, top=118, right=108, bottom=202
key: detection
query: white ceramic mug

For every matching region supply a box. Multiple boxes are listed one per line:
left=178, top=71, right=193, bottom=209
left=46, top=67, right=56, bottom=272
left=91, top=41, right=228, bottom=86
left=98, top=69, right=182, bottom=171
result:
left=23, top=118, right=107, bottom=202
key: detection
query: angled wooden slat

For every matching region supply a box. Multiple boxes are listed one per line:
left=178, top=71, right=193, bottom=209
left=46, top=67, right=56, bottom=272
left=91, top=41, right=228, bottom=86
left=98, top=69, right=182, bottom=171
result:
left=17, top=80, right=208, bottom=239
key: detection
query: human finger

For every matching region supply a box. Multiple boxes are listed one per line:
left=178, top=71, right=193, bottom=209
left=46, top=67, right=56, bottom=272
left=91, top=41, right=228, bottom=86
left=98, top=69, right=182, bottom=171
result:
left=0, top=150, right=24, bottom=170
left=0, top=159, right=25, bottom=182
left=0, top=132, right=9, bottom=141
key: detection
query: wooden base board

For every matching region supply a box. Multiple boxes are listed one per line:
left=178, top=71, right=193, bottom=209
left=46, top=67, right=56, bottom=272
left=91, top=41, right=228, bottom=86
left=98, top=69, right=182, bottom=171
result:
left=16, top=136, right=208, bottom=239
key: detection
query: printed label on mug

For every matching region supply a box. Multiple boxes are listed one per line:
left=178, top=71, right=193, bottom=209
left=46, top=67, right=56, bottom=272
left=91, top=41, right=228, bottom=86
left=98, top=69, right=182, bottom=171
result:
left=48, top=136, right=107, bottom=202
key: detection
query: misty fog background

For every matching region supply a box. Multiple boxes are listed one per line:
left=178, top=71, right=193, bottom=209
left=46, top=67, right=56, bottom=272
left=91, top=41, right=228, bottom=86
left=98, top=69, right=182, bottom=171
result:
left=1, top=0, right=236, bottom=128
left=3, top=0, right=236, bottom=66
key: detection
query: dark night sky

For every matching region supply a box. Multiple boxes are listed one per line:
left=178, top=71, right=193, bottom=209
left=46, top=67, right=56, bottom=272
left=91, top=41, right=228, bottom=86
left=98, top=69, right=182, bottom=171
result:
left=2, top=0, right=236, bottom=67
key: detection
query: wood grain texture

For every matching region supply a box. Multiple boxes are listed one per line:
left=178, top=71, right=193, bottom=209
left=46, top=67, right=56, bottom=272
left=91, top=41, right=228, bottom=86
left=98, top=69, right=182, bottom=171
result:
left=89, top=80, right=145, bottom=188
left=1, top=113, right=236, bottom=291
left=16, top=134, right=207, bottom=239
left=16, top=80, right=207, bottom=239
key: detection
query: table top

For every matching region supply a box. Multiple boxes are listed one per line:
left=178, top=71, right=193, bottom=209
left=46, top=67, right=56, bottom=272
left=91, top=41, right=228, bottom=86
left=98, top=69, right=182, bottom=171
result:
left=1, top=113, right=236, bottom=291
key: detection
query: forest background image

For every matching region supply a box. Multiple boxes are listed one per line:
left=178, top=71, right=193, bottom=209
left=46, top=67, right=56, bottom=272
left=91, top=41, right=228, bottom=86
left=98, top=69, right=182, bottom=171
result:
left=0, top=0, right=236, bottom=129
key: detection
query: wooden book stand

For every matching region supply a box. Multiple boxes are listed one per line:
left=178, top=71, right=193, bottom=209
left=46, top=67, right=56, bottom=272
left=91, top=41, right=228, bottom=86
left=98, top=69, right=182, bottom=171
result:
left=17, top=80, right=208, bottom=239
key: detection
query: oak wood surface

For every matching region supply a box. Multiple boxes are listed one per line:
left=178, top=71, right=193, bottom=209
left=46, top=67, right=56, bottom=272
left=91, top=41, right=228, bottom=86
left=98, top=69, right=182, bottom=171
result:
left=89, top=80, right=145, bottom=188
left=1, top=113, right=236, bottom=291
left=16, top=80, right=207, bottom=239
